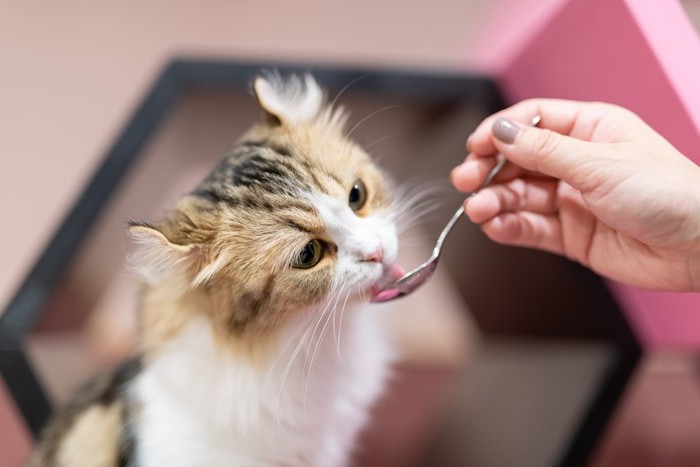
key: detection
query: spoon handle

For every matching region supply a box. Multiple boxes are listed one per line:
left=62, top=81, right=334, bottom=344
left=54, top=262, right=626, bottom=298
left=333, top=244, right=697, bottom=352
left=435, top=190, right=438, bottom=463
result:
left=431, top=154, right=509, bottom=258
left=432, top=204, right=465, bottom=258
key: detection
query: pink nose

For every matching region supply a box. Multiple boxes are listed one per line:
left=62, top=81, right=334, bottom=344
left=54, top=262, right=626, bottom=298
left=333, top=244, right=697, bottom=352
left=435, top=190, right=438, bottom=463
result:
left=364, top=246, right=384, bottom=263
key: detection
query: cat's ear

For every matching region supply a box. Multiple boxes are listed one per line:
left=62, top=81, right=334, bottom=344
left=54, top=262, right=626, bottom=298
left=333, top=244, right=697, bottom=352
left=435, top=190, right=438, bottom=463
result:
left=253, top=73, right=323, bottom=127
left=128, top=223, right=199, bottom=284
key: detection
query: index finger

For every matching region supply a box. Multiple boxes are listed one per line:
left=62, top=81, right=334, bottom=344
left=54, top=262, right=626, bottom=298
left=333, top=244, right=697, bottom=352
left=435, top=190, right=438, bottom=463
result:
left=468, top=99, right=609, bottom=156
left=452, top=151, right=552, bottom=193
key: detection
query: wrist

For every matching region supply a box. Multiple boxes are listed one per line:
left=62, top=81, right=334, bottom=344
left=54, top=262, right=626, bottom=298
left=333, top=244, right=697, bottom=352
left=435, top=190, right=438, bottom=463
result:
left=691, top=239, right=700, bottom=292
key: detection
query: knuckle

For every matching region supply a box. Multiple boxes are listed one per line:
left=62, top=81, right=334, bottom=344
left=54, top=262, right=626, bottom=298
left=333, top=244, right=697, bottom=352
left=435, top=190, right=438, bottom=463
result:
left=517, top=99, right=542, bottom=120
left=519, top=98, right=541, bottom=110
left=591, top=101, right=637, bottom=122
left=529, top=128, right=560, bottom=163
left=511, top=179, right=528, bottom=209
left=589, top=101, right=617, bottom=112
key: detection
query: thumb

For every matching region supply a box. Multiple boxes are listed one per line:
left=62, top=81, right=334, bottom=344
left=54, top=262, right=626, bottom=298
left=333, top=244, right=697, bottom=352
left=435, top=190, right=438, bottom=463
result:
left=492, top=117, right=600, bottom=187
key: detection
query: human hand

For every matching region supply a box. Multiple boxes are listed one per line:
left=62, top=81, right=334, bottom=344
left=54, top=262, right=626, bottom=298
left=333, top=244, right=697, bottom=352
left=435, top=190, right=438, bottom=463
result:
left=451, top=99, right=700, bottom=292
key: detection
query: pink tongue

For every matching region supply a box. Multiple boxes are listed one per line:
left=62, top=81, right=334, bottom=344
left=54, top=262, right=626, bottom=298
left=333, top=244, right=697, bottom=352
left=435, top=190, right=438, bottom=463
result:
left=372, top=288, right=401, bottom=302
left=370, top=263, right=405, bottom=302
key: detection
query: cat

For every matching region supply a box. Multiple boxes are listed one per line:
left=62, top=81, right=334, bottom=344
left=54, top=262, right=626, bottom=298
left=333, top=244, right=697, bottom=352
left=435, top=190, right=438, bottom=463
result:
left=28, top=73, right=405, bottom=467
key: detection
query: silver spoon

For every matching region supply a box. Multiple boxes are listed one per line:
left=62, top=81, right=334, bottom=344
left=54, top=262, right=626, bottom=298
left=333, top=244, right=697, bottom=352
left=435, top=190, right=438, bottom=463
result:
left=372, top=115, right=541, bottom=303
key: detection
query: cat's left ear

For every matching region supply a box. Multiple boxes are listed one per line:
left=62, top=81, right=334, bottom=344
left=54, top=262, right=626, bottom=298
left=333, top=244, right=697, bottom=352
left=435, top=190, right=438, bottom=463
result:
left=128, top=223, right=200, bottom=284
left=253, top=73, right=323, bottom=127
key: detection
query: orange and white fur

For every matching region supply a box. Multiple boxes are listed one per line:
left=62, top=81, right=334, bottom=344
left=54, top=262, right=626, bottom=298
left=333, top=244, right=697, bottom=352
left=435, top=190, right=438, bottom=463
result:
left=29, top=73, right=404, bottom=467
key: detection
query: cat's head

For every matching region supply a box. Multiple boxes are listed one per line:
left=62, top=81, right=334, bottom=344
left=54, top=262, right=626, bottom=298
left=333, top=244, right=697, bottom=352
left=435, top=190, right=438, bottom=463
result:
left=129, top=73, right=402, bottom=334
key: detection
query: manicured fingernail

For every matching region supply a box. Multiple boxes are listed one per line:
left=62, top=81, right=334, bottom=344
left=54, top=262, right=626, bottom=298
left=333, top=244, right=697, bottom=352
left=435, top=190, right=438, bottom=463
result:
left=492, top=117, right=521, bottom=144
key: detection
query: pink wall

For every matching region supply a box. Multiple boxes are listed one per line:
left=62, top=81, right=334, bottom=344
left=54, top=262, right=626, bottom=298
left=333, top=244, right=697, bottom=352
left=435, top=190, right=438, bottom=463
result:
left=472, top=0, right=700, bottom=349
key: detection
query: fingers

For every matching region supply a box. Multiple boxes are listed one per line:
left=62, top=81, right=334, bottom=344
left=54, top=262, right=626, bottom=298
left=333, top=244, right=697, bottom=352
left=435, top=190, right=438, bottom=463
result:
left=454, top=99, right=624, bottom=193
left=450, top=156, right=498, bottom=192
left=468, top=99, right=613, bottom=156
left=493, top=120, right=619, bottom=192
left=461, top=174, right=566, bottom=255
left=451, top=155, right=548, bottom=193
left=465, top=178, right=559, bottom=223
left=481, top=211, right=564, bottom=255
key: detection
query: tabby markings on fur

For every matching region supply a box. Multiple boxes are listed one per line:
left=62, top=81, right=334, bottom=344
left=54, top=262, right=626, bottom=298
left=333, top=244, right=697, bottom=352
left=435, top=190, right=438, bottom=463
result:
left=28, top=73, right=404, bottom=467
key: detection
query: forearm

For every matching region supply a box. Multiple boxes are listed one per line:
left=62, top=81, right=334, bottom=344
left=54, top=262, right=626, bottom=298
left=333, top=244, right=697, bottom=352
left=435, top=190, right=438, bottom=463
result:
left=690, top=239, right=700, bottom=292
left=687, top=163, right=700, bottom=292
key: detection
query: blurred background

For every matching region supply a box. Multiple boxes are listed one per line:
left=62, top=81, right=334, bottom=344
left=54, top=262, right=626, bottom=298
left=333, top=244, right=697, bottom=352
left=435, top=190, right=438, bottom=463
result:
left=2, top=1, right=700, bottom=466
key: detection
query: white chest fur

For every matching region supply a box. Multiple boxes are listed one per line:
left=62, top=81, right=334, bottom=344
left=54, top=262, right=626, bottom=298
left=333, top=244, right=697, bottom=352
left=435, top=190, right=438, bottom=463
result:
left=132, top=306, right=393, bottom=467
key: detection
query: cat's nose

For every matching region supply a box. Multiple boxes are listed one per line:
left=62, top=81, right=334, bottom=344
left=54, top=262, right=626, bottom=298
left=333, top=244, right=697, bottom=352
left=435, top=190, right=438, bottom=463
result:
left=363, top=246, right=384, bottom=263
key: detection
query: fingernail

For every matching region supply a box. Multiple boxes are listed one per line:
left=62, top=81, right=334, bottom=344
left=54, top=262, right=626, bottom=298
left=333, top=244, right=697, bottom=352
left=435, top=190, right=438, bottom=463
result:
left=492, top=117, right=521, bottom=144
left=466, top=135, right=474, bottom=152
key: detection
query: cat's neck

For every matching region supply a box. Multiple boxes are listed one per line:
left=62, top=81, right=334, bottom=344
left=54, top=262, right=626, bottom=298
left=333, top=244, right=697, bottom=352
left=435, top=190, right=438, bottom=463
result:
left=132, top=290, right=393, bottom=465
left=140, top=279, right=337, bottom=363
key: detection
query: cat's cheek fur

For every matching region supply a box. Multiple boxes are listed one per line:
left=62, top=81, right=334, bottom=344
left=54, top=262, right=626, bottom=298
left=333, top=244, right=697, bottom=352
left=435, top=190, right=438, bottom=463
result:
left=31, top=73, right=401, bottom=467
left=309, top=193, right=399, bottom=293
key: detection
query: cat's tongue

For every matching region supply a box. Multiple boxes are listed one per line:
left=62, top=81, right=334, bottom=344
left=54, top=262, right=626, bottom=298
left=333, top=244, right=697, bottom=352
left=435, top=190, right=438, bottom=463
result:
left=370, top=263, right=405, bottom=303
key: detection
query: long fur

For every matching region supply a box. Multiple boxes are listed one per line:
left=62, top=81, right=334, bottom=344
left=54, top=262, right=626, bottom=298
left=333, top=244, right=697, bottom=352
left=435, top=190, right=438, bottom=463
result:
left=29, top=74, right=400, bottom=467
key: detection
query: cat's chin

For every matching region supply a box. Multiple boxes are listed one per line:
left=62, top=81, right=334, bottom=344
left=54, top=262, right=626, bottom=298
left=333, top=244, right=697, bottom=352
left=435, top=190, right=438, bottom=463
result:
left=369, top=263, right=405, bottom=302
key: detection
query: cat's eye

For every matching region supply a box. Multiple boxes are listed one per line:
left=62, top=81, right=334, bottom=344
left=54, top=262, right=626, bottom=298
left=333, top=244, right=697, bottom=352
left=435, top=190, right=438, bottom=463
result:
left=348, top=180, right=367, bottom=212
left=293, top=239, right=324, bottom=269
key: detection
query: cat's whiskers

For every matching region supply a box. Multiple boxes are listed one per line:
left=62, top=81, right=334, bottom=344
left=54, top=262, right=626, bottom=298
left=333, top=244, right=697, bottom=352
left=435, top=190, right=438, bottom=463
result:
left=292, top=288, right=340, bottom=422
left=395, top=196, right=444, bottom=222
left=302, top=288, right=340, bottom=376
left=394, top=203, right=441, bottom=236
left=263, top=310, right=315, bottom=390
left=346, top=104, right=402, bottom=139
left=332, top=287, right=353, bottom=359
left=332, top=284, right=353, bottom=346
left=270, top=318, right=316, bottom=432
left=395, top=202, right=447, bottom=236
left=362, top=131, right=405, bottom=153
left=305, top=285, right=351, bottom=412
left=391, top=181, right=449, bottom=235
left=391, top=182, right=444, bottom=220
left=394, top=237, right=434, bottom=248
left=334, top=286, right=356, bottom=359
left=394, top=181, right=446, bottom=210
left=302, top=286, right=345, bottom=413
left=273, top=293, right=336, bottom=429
left=329, top=74, right=371, bottom=110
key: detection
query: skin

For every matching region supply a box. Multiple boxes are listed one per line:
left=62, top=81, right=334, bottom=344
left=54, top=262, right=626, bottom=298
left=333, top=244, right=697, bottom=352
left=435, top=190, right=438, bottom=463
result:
left=451, top=99, right=700, bottom=292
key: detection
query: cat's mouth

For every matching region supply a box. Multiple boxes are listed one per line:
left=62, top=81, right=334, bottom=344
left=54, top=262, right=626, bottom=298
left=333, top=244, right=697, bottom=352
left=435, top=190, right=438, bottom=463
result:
left=370, top=263, right=405, bottom=301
